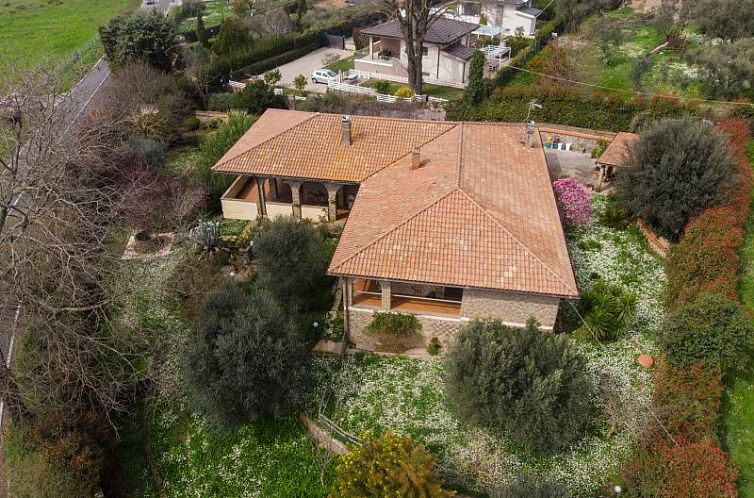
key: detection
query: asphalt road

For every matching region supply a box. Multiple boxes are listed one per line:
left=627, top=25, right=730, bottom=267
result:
left=1, top=0, right=178, bottom=382
left=64, top=0, right=177, bottom=130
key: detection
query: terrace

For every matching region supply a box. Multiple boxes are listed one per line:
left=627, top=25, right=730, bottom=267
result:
left=351, top=278, right=463, bottom=317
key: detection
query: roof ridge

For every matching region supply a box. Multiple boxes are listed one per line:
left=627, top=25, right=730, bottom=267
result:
left=358, top=121, right=461, bottom=182
left=455, top=123, right=463, bottom=188
left=455, top=189, right=577, bottom=295
left=213, top=111, right=320, bottom=170
left=330, top=189, right=459, bottom=273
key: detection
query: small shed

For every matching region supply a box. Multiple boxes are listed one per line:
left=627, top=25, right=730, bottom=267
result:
left=596, top=132, right=638, bottom=189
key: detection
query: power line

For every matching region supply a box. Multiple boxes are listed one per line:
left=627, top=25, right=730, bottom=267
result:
left=505, top=64, right=754, bottom=107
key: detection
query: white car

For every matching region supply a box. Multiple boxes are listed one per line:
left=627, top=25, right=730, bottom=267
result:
left=311, top=69, right=357, bottom=85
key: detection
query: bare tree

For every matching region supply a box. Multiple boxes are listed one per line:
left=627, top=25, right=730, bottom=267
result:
left=370, top=0, right=453, bottom=93
left=0, top=67, right=142, bottom=424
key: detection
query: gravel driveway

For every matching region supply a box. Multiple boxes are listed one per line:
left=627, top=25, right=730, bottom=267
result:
left=276, top=47, right=354, bottom=94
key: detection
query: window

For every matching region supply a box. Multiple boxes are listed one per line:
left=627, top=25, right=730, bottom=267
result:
left=421, top=47, right=429, bottom=57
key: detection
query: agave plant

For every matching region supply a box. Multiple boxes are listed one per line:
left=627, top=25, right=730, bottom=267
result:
left=577, top=280, right=637, bottom=342
left=189, top=220, right=220, bottom=251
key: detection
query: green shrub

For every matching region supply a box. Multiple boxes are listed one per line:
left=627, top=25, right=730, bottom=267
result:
left=184, top=281, right=312, bottom=428
left=598, top=196, right=633, bottom=229
left=492, top=473, right=572, bottom=498
left=231, top=80, right=287, bottom=114
left=192, top=111, right=256, bottom=212
left=252, top=216, right=329, bottom=307
left=211, top=16, right=252, bottom=56
left=445, top=319, right=593, bottom=453
left=184, top=115, right=201, bottom=131
left=366, top=311, right=421, bottom=336
left=330, top=432, right=453, bottom=498
left=615, top=118, right=738, bottom=241
left=373, top=79, right=391, bottom=94
left=657, top=293, right=754, bottom=377
left=464, top=50, right=486, bottom=104
left=207, top=92, right=235, bottom=111
left=99, top=10, right=177, bottom=71
left=575, top=279, right=637, bottom=341
left=427, top=337, right=441, bottom=356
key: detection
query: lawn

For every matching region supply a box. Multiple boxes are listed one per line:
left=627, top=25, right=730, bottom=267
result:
left=113, top=238, right=336, bottom=497
left=177, top=0, right=231, bottom=32
left=724, top=139, right=754, bottom=498
left=325, top=56, right=355, bottom=73
left=0, top=0, right=138, bottom=79
left=316, top=196, right=665, bottom=496
left=360, top=79, right=464, bottom=101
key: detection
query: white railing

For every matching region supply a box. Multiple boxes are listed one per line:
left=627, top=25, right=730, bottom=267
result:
left=351, top=69, right=468, bottom=89
left=328, top=77, right=449, bottom=105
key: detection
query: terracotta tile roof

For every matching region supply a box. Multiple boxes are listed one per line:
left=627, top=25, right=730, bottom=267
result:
left=329, top=121, right=578, bottom=297
left=361, top=18, right=478, bottom=45
left=212, top=109, right=456, bottom=182
left=213, top=109, right=577, bottom=296
left=597, top=132, right=639, bottom=168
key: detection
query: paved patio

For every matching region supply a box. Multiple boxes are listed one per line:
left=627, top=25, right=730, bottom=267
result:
left=545, top=150, right=600, bottom=188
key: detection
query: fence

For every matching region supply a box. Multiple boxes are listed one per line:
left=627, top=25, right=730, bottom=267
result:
left=351, top=69, right=468, bottom=89
left=328, top=79, right=449, bottom=105
left=318, top=413, right=362, bottom=447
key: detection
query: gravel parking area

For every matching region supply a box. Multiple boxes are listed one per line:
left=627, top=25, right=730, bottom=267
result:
left=276, top=47, right=353, bottom=93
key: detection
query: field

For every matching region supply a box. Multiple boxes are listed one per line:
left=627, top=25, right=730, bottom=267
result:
left=0, top=0, right=137, bottom=80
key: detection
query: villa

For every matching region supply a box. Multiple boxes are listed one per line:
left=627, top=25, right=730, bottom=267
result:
left=354, top=17, right=479, bottom=88
left=212, top=109, right=577, bottom=347
left=450, top=0, right=543, bottom=36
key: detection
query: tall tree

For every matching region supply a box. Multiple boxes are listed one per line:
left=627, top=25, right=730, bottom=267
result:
left=371, top=0, right=451, bottom=93
left=464, top=49, right=485, bottom=104
left=0, top=69, right=138, bottom=423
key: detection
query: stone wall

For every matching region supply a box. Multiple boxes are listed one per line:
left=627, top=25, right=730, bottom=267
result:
left=346, top=308, right=462, bottom=350
left=460, top=289, right=561, bottom=329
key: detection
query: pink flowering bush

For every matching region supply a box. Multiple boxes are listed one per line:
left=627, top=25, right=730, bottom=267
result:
left=553, top=178, right=592, bottom=226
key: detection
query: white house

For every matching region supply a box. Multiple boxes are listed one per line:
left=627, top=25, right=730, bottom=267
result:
left=354, top=18, right=478, bottom=89
left=452, top=0, right=542, bottom=37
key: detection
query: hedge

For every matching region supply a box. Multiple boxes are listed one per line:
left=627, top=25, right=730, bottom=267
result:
left=665, top=120, right=752, bottom=307
left=446, top=86, right=695, bottom=132
left=209, top=30, right=323, bottom=79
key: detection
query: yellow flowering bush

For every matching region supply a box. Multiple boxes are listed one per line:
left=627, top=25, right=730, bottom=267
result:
left=330, top=432, right=454, bottom=498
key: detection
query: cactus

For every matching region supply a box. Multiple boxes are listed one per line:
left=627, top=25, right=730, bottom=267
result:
left=190, top=220, right=220, bottom=251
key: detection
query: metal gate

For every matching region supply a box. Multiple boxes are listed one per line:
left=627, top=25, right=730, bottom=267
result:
left=324, top=34, right=345, bottom=50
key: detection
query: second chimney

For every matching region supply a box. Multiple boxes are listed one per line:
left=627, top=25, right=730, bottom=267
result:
left=341, top=115, right=352, bottom=146
left=411, top=147, right=421, bottom=170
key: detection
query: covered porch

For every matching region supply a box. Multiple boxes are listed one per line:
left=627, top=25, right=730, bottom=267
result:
left=221, top=175, right=358, bottom=222
left=349, top=278, right=463, bottom=317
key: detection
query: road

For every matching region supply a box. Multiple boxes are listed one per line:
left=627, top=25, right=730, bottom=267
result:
left=63, top=0, right=177, bottom=130
left=0, top=0, right=178, bottom=425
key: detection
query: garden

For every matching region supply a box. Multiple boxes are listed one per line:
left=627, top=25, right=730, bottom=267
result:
left=313, top=194, right=665, bottom=497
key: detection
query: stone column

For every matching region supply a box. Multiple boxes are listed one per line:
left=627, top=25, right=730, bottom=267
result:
left=325, top=183, right=340, bottom=222
left=270, top=177, right=279, bottom=200
left=288, top=180, right=302, bottom=219
left=342, top=278, right=351, bottom=343
left=255, top=177, right=267, bottom=217
left=380, top=280, right=391, bottom=310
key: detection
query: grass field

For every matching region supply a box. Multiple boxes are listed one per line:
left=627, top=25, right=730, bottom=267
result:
left=0, top=0, right=138, bottom=77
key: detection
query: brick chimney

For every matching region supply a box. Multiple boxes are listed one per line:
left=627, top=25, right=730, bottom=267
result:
left=411, top=146, right=421, bottom=170
left=341, top=115, right=352, bottom=146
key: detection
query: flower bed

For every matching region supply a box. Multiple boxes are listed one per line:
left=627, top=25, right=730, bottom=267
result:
left=316, top=195, right=665, bottom=496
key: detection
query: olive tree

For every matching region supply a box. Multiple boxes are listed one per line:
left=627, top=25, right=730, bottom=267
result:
left=615, top=118, right=737, bottom=241
left=445, top=319, right=593, bottom=453
left=184, top=281, right=312, bottom=428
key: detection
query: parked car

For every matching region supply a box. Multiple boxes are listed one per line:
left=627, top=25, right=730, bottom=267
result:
left=311, top=69, right=357, bottom=85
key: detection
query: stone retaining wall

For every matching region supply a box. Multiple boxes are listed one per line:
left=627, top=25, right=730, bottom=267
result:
left=637, top=218, right=670, bottom=257
left=347, top=308, right=462, bottom=350
left=461, top=289, right=561, bottom=329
